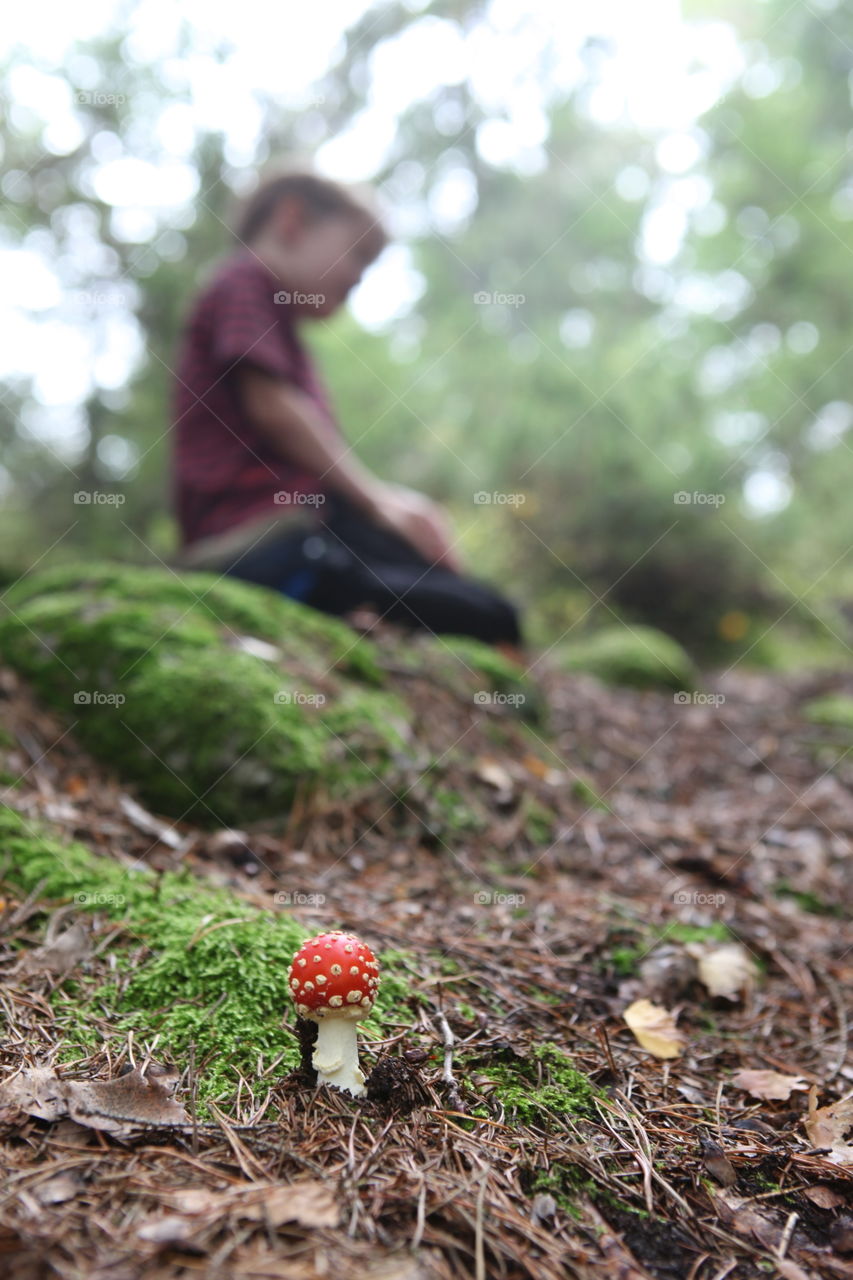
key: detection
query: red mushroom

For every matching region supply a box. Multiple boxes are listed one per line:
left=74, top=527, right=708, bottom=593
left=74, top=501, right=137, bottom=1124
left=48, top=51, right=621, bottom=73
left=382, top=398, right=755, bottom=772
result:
left=288, top=930, right=380, bottom=1096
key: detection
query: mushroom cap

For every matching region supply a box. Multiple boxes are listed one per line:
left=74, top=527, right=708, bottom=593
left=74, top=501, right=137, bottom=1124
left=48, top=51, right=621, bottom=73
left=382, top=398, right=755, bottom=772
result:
left=288, top=930, right=381, bottom=1021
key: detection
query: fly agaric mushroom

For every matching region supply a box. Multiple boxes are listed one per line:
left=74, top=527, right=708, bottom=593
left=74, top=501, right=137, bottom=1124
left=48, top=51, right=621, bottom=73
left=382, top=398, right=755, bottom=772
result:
left=288, top=931, right=380, bottom=1096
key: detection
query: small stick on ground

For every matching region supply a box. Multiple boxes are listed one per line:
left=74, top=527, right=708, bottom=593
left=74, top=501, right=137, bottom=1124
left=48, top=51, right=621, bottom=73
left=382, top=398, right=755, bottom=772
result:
left=435, top=1010, right=465, bottom=1112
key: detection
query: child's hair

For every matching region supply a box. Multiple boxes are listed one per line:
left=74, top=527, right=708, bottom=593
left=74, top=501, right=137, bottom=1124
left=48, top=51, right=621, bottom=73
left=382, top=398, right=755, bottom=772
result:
left=232, top=165, right=388, bottom=247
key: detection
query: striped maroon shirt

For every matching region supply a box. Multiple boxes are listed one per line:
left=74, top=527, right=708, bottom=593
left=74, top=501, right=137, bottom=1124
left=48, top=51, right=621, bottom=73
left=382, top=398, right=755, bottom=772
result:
left=170, top=247, right=340, bottom=547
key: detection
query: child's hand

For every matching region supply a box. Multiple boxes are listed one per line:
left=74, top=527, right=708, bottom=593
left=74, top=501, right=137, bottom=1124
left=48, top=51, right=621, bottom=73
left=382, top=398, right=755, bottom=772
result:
left=370, top=484, right=463, bottom=572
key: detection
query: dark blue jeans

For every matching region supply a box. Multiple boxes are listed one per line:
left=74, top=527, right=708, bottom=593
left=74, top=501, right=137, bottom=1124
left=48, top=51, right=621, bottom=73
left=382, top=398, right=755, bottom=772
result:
left=221, top=496, right=522, bottom=645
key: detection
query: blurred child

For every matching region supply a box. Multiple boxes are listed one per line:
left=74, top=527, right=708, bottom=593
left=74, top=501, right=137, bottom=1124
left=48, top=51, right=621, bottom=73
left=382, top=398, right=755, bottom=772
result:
left=170, top=166, right=523, bottom=649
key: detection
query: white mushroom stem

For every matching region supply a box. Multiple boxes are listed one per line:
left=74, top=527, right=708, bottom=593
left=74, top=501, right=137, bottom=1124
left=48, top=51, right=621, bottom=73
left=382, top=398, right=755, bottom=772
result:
left=311, top=1014, right=365, bottom=1097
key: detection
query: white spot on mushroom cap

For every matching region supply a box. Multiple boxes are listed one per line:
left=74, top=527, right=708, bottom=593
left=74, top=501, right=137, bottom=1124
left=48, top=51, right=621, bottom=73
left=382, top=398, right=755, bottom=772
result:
left=331, top=964, right=342, bottom=975
left=316, top=974, right=326, bottom=985
left=329, top=995, right=343, bottom=1007
left=346, top=990, right=362, bottom=1003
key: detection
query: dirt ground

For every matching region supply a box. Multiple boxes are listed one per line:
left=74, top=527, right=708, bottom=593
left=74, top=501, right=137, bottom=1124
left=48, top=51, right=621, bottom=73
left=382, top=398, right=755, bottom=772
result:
left=1, top=639, right=852, bottom=1280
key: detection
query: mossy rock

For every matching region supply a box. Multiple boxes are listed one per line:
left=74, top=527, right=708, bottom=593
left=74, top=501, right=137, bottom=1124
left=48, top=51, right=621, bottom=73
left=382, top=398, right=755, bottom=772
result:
left=0, top=563, right=409, bottom=824
left=555, top=625, right=695, bottom=691
left=1, top=561, right=383, bottom=684
left=802, top=694, right=853, bottom=730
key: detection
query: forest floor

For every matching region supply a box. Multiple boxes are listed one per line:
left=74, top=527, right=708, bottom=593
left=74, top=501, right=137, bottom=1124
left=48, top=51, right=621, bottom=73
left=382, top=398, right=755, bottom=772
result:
left=1, top=632, right=852, bottom=1280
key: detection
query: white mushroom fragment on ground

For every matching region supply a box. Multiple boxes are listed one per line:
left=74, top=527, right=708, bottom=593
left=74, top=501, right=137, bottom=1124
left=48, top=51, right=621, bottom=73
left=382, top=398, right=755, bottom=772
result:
left=288, top=930, right=381, bottom=1097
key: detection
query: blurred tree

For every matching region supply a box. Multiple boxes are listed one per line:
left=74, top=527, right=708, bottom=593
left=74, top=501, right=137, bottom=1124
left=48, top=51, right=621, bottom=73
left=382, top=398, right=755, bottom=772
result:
left=0, top=0, right=849, bottom=662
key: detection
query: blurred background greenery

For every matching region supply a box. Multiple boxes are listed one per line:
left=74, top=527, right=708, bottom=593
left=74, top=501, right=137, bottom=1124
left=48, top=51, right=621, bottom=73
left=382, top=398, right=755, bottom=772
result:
left=1, top=0, right=852, bottom=664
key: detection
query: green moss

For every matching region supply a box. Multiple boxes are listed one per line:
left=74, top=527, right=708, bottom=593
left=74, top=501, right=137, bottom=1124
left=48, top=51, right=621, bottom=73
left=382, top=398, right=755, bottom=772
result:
left=531, top=1167, right=593, bottom=1220
left=483, top=1043, right=599, bottom=1125
left=602, top=920, right=730, bottom=977
left=522, top=796, right=555, bottom=844
left=773, top=880, right=844, bottom=917
left=437, top=634, right=535, bottom=700
left=570, top=776, right=609, bottom=811
left=0, top=805, right=416, bottom=1110
left=610, top=946, right=642, bottom=977
left=432, top=788, right=486, bottom=834
left=1, top=561, right=382, bottom=681
left=555, top=625, right=695, bottom=691
left=802, top=694, right=853, bottom=731
left=660, top=921, right=731, bottom=945
left=392, top=631, right=544, bottom=725
left=0, top=564, right=409, bottom=824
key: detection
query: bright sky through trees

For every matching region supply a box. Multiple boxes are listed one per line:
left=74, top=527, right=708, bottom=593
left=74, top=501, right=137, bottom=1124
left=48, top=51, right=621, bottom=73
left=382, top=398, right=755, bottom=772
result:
left=1, top=0, right=745, bottom=404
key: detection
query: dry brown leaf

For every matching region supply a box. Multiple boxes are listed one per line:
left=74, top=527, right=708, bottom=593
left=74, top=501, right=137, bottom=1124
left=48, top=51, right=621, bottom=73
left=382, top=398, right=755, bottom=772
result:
left=240, top=1183, right=340, bottom=1229
left=31, top=1170, right=83, bottom=1207
left=162, top=1181, right=340, bottom=1230
left=688, top=942, right=757, bottom=1001
left=66, top=1065, right=187, bottom=1132
left=0, top=1066, right=68, bottom=1122
left=700, top=1138, right=737, bottom=1187
left=804, top=1089, right=853, bottom=1165
left=475, top=758, right=514, bottom=793
left=710, top=1187, right=838, bottom=1279
left=0, top=1063, right=187, bottom=1135
left=136, top=1214, right=204, bottom=1247
left=623, top=998, right=685, bottom=1058
left=801, top=1185, right=848, bottom=1210
left=521, top=754, right=564, bottom=786
left=731, top=1068, right=808, bottom=1101
left=166, top=1187, right=229, bottom=1216
left=521, top=754, right=551, bottom=780
left=17, top=921, right=92, bottom=976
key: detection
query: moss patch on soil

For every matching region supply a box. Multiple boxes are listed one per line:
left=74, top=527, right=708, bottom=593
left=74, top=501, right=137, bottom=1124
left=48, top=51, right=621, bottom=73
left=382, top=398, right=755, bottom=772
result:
left=0, top=804, right=414, bottom=1110
left=555, top=625, right=695, bottom=691
left=802, top=694, right=853, bottom=730
left=429, top=635, right=544, bottom=724
left=479, top=1043, right=599, bottom=1125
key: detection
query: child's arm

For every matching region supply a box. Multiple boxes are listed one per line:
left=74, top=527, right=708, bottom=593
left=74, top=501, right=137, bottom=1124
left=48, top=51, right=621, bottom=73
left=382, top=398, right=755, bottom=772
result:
left=240, top=368, right=461, bottom=570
